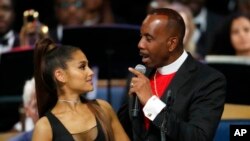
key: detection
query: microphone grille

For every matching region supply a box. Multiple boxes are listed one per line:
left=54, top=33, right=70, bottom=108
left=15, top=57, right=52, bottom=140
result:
left=135, top=64, right=146, bottom=74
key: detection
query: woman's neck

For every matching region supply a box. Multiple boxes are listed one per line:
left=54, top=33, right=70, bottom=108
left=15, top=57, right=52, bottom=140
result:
left=57, top=95, right=82, bottom=111
left=58, top=99, right=81, bottom=104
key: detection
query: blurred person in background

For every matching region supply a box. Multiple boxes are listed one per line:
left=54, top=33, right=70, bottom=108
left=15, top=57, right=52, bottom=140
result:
left=50, top=0, right=124, bottom=43
left=50, top=0, right=86, bottom=42
left=230, top=13, right=250, bottom=56
left=210, top=12, right=250, bottom=56
left=0, top=0, right=20, bottom=54
left=180, top=0, right=224, bottom=59
left=9, top=77, right=38, bottom=141
left=19, top=9, right=49, bottom=47
left=82, top=0, right=115, bottom=26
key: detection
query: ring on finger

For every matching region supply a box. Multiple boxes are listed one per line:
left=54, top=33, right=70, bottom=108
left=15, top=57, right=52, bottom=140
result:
left=130, top=82, right=134, bottom=88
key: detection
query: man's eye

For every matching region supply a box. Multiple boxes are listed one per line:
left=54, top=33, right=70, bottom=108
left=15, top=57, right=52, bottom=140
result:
left=146, top=37, right=152, bottom=42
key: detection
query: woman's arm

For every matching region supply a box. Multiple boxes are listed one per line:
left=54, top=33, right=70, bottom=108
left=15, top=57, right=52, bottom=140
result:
left=32, top=117, right=52, bottom=141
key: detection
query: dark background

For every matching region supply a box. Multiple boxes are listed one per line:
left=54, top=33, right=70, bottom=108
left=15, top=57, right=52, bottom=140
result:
left=13, top=0, right=235, bottom=32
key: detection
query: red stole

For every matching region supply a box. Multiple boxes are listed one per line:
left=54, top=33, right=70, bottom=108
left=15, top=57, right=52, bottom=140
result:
left=144, top=71, right=176, bottom=129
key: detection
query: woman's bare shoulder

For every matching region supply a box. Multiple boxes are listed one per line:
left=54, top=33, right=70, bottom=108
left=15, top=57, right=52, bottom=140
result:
left=96, top=99, right=113, bottom=110
left=35, top=116, right=50, bottom=128
left=32, top=116, right=52, bottom=140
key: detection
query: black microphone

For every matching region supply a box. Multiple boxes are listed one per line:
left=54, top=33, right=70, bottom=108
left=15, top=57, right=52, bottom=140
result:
left=131, top=64, right=146, bottom=117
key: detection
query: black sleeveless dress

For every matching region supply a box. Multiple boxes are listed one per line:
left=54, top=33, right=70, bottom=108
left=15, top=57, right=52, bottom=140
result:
left=45, top=111, right=106, bottom=141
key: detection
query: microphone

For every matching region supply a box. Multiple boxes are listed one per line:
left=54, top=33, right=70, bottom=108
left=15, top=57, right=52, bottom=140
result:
left=131, top=64, right=146, bottom=118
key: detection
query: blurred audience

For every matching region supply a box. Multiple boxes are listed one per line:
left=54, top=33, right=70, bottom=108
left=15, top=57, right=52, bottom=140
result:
left=50, top=0, right=86, bottom=42
left=210, top=12, right=250, bottom=56
left=50, top=0, right=123, bottom=43
left=82, top=0, right=115, bottom=26
left=9, top=77, right=38, bottom=141
left=180, top=0, right=224, bottom=59
left=0, top=0, right=20, bottom=54
left=19, top=9, right=49, bottom=47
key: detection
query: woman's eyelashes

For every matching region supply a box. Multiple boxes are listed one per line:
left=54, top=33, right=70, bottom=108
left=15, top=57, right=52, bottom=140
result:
left=79, top=63, right=86, bottom=70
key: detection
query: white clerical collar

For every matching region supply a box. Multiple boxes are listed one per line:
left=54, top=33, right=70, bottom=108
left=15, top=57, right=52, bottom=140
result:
left=194, top=8, right=207, bottom=32
left=157, top=50, right=188, bottom=75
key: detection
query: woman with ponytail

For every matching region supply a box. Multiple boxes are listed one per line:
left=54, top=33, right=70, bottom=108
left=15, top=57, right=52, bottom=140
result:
left=32, top=38, right=130, bottom=141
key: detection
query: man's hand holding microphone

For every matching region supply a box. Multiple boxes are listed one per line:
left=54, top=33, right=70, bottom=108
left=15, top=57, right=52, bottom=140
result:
left=128, top=64, right=153, bottom=117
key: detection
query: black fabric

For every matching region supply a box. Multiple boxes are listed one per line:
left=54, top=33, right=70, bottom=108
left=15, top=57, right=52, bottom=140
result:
left=13, top=32, right=20, bottom=48
left=0, top=38, right=8, bottom=45
left=0, top=32, right=20, bottom=47
left=196, top=10, right=224, bottom=58
left=46, top=111, right=105, bottom=141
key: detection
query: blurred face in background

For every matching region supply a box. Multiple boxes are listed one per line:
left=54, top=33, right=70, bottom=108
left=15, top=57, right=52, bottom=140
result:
left=25, top=91, right=39, bottom=124
left=182, top=0, right=205, bottom=17
left=230, top=16, right=250, bottom=54
left=0, top=0, right=14, bottom=35
left=84, top=0, right=103, bottom=12
left=55, top=0, right=85, bottom=26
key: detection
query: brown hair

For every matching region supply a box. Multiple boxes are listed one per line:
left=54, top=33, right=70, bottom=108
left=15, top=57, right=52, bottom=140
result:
left=34, top=38, right=79, bottom=117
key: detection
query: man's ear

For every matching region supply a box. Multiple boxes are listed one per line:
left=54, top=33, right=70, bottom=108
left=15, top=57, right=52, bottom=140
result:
left=167, top=36, right=178, bottom=52
left=54, top=68, right=66, bottom=83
